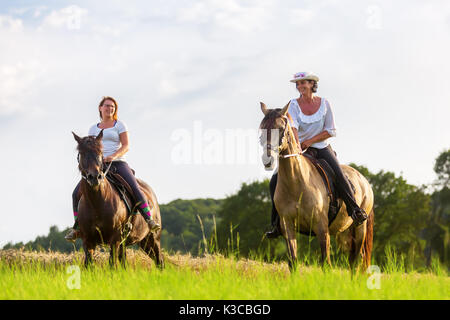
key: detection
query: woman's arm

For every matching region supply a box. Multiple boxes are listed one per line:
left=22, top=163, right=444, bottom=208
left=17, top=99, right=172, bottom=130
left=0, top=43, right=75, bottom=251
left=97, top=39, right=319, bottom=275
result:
left=104, top=132, right=129, bottom=162
left=292, top=128, right=330, bottom=151
left=301, top=130, right=331, bottom=150
left=291, top=127, right=301, bottom=150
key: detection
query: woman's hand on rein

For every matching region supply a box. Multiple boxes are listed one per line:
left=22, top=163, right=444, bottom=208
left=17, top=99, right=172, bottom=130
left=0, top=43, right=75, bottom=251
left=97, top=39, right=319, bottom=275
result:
left=301, top=140, right=312, bottom=150
left=103, top=155, right=115, bottom=163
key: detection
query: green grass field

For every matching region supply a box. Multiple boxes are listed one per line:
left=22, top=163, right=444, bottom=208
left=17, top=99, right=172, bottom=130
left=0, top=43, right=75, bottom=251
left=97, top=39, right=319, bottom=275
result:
left=0, top=249, right=448, bottom=300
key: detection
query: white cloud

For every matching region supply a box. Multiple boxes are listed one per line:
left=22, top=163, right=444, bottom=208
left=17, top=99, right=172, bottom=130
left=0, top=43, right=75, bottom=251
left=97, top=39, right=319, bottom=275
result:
left=33, top=6, right=48, bottom=18
left=290, top=8, right=316, bottom=25
left=40, top=5, right=88, bottom=31
left=0, top=60, right=47, bottom=116
left=0, top=15, right=23, bottom=32
left=176, top=0, right=273, bottom=33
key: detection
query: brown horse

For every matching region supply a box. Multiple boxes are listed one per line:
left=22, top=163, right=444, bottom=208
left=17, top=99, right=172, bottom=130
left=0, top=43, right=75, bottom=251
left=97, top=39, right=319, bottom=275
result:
left=72, top=130, right=164, bottom=269
left=259, top=102, right=374, bottom=271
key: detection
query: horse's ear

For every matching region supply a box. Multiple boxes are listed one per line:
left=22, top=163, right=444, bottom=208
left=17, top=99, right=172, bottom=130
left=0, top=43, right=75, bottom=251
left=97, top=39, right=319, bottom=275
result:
left=281, top=101, right=290, bottom=115
left=260, top=102, right=269, bottom=115
left=96, top=129, right=104, bottom=141
left=72, top=132, right=82, bottom=144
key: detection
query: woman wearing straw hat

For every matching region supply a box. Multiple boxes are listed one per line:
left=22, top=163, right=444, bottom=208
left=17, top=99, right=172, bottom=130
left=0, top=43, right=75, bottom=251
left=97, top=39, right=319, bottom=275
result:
left=265, top=72, right=368, bottom=238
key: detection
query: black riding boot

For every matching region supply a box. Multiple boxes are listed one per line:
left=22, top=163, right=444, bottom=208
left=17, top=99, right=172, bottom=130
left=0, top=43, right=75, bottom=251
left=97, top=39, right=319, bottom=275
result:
left=350, top=208, right=368, bottom=226
left=313, top=146, right=368, bottom=226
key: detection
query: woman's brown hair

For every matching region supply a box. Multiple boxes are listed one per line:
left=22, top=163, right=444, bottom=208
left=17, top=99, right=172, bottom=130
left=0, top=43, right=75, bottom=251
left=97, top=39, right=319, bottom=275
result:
left=98, top=96, right=118, bottom=120
left=309, top=80, right=318, bottom=93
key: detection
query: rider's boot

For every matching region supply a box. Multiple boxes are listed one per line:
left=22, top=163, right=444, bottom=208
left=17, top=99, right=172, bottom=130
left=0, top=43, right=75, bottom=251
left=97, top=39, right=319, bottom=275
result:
left=350, top=207, right=368, bottom=226
left=65, top=217, right=80, bottom=242
left=265, top=214, right=282, bottom=239
left=137, top=202, right=161, bottom=232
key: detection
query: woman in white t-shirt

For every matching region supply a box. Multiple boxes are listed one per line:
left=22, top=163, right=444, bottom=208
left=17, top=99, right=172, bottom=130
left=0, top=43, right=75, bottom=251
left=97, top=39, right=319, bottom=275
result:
left=65, top=96, right=160, bottom=241
left=265, top=72, right=368, bottom=238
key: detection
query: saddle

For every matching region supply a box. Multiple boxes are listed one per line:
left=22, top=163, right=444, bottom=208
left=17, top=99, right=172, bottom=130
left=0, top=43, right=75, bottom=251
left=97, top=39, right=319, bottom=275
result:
left=303, top=148, right=355, bottom=226
left=103, top=165, right=138, bottom=215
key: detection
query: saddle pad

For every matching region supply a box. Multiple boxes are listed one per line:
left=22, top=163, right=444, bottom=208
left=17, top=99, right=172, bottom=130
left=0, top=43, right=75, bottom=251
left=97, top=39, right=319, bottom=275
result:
left=106, top=172, right=137, bottom=215
left=303, top=154, right=340, bottom=225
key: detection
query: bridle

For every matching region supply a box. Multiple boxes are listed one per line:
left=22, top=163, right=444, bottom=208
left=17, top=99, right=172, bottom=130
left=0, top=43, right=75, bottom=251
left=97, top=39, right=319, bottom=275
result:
left=77, top=152, right=113, bottom=182
left=263, top=114, right=302, bottom=159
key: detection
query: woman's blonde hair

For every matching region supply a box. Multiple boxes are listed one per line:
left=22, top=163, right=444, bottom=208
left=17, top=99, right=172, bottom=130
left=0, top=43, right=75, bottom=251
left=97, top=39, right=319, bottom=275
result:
left=98, top=96, right=118, bottom=120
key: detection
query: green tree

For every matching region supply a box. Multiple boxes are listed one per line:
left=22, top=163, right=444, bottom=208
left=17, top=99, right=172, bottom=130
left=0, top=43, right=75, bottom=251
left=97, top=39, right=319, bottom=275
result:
left=423, top=149, right=450, bottom=268
left=350, top=164, right=431, bottom=269
left=434, top=149, right=450, bottom=189
left=216, top=180, right=273, bottom=257
left=2, top=225, right=82, bottom=253
left=159, top=198, right=223, bottom=254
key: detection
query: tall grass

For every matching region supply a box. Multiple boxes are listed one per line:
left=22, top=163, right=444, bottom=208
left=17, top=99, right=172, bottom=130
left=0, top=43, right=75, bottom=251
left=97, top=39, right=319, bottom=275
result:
left=194, top=213, right=448, bottom=277
left=0, top=249, right=448, bottom=300
left=2, top=210, right=447, bottom=300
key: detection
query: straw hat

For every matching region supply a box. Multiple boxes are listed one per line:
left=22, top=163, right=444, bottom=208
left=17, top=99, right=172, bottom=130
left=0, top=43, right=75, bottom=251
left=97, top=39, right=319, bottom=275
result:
left=290, top=71, right=319, bottom=83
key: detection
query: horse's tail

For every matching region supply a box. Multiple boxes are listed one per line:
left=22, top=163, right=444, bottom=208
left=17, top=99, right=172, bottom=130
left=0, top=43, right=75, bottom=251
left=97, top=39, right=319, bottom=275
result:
left=363, top=208, right=374, bottom=269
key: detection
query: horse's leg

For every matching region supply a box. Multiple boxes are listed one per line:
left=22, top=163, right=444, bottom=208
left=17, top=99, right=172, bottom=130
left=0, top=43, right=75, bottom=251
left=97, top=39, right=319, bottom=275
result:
left=347, top=226, right=357, bottom=271
left=109, top=242, right=120, bottom=268
left=118, top=243, right=127, bottom=268
left=152, top=235, right=164, bottom=270
left=280, top=216, right=298, bottom=271
left=336, top=228, right=352, bottom=268
left=343, top=222, right=366, bottom=274
left=316, top=224, right=332, bottom=269
left=351, top=222, right=367, bottom=273
left=83, top=241, right=95, bottom=268
left=140, top=234, right=164, bottom=270
left=139, top=234, right=154, bottom=259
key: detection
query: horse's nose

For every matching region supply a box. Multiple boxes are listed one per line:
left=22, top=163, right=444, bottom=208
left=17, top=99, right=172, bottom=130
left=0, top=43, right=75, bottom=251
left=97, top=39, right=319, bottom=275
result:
left=86, top=172, right=101, bottom=185
left=262, top=153, right=275, bottom=169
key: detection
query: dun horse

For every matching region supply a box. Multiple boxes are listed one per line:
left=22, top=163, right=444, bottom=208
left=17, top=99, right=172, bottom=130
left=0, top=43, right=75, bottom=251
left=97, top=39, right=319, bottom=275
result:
left=259, top=102, right=374, bottom=271
left=72, top=131, right=164, bottom=268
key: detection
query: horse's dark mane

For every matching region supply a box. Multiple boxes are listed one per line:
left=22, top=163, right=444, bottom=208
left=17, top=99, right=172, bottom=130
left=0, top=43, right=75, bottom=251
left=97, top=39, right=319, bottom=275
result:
left=77, top=136, right=103, bottom=155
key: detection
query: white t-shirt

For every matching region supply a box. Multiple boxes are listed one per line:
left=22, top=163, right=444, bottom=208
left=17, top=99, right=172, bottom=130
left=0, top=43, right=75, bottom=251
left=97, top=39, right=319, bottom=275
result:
left=288, top=97, right=337, bottom=149
left=88, top=120, right=128, bottom=161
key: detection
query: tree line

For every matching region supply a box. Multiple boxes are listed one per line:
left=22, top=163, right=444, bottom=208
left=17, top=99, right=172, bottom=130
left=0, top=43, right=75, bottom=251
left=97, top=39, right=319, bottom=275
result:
left=3, top=149, right=449, bottom=271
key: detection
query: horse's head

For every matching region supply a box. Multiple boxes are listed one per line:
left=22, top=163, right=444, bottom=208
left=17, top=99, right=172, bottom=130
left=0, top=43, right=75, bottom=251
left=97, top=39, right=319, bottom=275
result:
left=259, top=102, right=292, bottom=170
left=72, top=130, right=105, bottom=187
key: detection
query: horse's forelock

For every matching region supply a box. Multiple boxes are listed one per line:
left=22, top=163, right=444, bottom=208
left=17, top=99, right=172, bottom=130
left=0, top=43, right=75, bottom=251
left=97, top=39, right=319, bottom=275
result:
left=77, top=136, right=103, bottom=156
left=260, top=108, right=283, bottom=130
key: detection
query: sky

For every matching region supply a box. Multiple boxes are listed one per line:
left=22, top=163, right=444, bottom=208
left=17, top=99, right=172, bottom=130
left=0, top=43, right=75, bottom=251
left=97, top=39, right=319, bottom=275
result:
left=0, top=0, right=449, bottom=246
